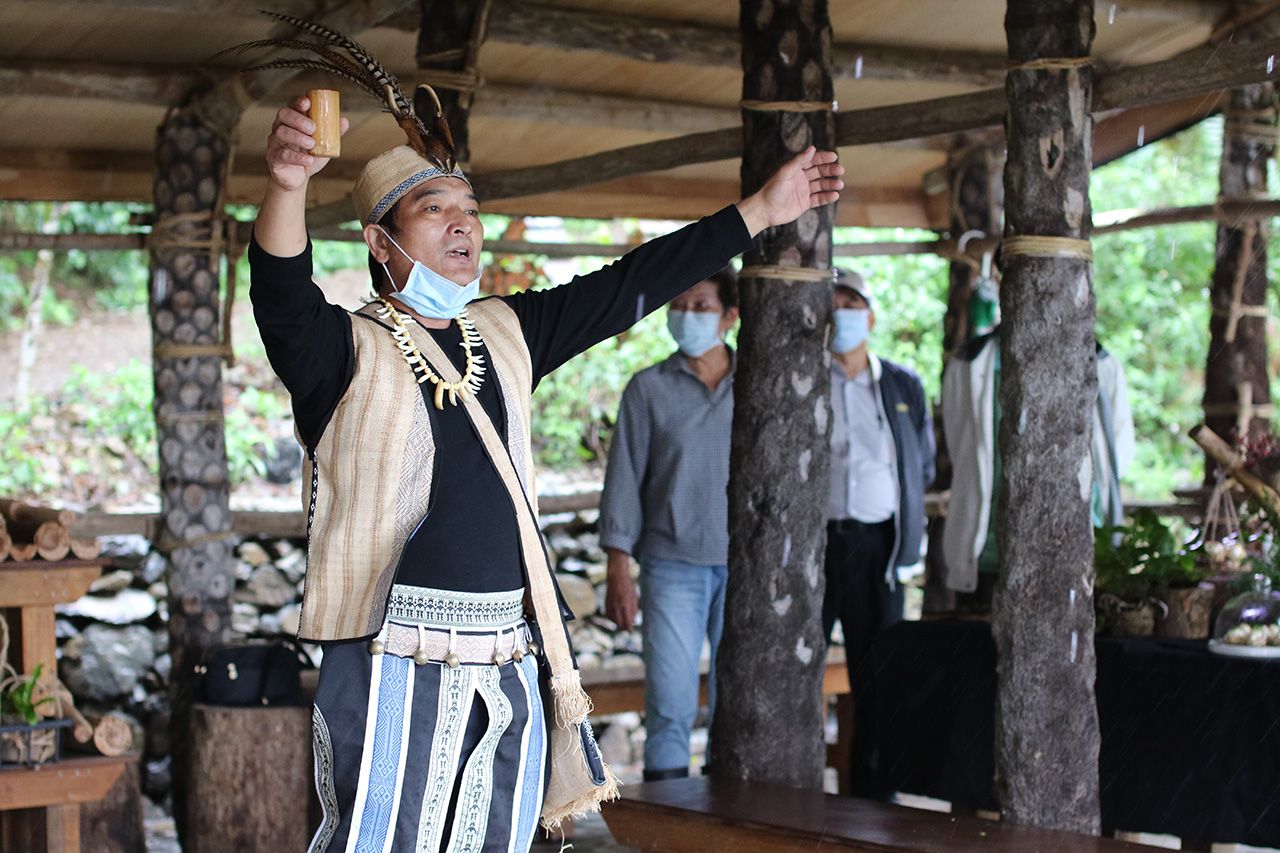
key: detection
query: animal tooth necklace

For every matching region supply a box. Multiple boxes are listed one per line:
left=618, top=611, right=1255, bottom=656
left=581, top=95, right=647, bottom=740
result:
left=375, top=297, right=486, bottom=409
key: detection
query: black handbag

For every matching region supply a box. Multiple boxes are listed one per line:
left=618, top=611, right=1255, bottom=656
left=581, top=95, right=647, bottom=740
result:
left=197, top=640, right=312, bottom=707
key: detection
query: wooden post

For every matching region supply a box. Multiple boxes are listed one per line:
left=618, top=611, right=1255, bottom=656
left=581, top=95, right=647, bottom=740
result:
left=416, top=0, right=491, bottom=167
left=925, top=142, right=1005, bottom=614
left=996, top=0, right=1101, bottom=833
left=148, top=109, right=235, bottom=841
left=709, top=0, right=835, bottom=788
left=943, top=144, right=1005, bottom=359
left=1203, top=82, right=1276, bottom=467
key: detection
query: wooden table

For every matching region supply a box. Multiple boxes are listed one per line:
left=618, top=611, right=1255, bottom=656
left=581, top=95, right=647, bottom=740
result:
left=603, top=777, right=1160, bottom=852
left=1, top=559, right=131, bottom=853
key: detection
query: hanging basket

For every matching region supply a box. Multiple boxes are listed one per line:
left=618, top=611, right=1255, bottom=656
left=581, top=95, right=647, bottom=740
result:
left=0, top=717, right=72, bottom=767
left=1198, top=473, right=1246, bottom=574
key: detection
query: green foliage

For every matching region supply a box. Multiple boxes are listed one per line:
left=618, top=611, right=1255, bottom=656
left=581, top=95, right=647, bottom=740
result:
left=1095, top=509, right=1202, bottom=600
left=1090, top=118, right=1228, bottom=498
left=0, top=202, right=150, bottom=333
left=835, top=229, right=949, bottom=401
left=0, top=361, right=157, bottom=499
left=530, top=289, right=676, bottom=470
left=0, top=359, right=290, bottom=500
left=1, top=664, right=55, bottom=726
left=224, top=385, right=290, bottom=481
left=0, top=114, right=1273, bottom=504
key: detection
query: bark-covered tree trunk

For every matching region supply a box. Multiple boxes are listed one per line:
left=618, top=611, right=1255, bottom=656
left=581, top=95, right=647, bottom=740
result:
left=150, top=111, right=234, bottom=841
left=417, top=0, right=490, bottom=167
left=924, top=143, right=1005, bottom=614
left=709, top=0, right=835, bottom=788
left=1203, top=83, right=1276, bottom=463
left=995, top=0, right=1100, bottom=833
left=14, top=240, right=53, bottom=409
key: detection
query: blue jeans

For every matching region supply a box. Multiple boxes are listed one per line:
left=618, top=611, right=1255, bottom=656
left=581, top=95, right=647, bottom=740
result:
left=640, top=557, right=728, bottom=776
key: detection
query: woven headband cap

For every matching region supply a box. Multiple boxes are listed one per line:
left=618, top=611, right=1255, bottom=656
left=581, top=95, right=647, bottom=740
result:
left=352, top=146, right=472, bottom=225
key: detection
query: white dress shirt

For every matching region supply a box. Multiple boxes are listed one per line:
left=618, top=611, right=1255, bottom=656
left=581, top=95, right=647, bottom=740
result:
left=828, top=362, right=898, bottom=522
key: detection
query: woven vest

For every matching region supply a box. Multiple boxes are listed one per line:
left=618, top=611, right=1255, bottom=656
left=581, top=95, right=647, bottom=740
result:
left=297, top=298, right=537, bottom=642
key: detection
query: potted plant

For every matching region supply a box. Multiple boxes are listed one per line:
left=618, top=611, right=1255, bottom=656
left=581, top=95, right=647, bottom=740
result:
left=0, top=664, right=71, bottom=767
left=1095, top=510, right=1207, bottom=637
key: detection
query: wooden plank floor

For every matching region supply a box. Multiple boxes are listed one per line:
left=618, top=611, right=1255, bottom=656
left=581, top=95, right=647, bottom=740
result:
left=603, top=778, right=1161, bottom=852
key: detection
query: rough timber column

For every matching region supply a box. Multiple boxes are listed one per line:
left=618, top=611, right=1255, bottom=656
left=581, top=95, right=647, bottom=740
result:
left=709, top=0, right=835, bottom=787
left=924, top=142, right=1005, bottom=614
left=149, top=108, right=234, bottom=836
left=944, top=143, right=1005, bottom=359
left=1203, top=83, right=1276, bottom=459
left=416, top=0, right=490, bottom=166
left=996, top=0, right=1101, bottom=833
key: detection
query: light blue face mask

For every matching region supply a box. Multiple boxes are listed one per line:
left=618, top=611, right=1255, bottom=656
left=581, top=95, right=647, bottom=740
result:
left=378, top=226, right=481, bottom=320
left=832, top=308, right=870, bottom=353
left=667, top=310, right=724, bottom=357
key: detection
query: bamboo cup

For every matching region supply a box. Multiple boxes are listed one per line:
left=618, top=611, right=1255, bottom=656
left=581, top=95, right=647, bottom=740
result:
left=308, top=89, right=341, bottom=158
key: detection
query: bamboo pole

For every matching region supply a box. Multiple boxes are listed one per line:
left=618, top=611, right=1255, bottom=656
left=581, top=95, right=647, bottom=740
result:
left=1189, top=424, right=1280, bottom=517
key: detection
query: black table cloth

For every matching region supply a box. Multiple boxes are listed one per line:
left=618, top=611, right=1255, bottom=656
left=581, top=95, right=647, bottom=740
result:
left=851, top=619, right=1280, bottom=846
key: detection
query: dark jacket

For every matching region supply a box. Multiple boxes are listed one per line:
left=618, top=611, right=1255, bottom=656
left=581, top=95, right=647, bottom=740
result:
left=872, top=354, right=936, bottom=571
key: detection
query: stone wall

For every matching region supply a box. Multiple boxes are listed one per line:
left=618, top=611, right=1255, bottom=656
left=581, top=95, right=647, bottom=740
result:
left=53, top=505, right=648, bottom=808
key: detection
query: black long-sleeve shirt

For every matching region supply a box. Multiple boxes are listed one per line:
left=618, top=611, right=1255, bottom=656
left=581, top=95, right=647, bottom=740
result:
left=249, top=205, right=752, bottom=593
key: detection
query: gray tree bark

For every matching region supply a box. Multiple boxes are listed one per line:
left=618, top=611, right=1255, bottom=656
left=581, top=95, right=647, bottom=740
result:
left=1203, top=83, right=1275, bottom=464
left=149, top=110, right=234, bottom=842
left=708, top=0, right=835, bottom=789
left=995, top=0, right=1101, bottom=833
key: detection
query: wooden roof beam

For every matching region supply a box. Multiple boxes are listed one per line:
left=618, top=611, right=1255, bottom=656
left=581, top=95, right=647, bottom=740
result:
left=0, top=58, right=957, bottom=164
left=190, top=0, right=419, bottom=138
left=453, top=1, right=1009, bottom=86
left=26, top=0, right=1010, bottom=86
left=0, top=59, right=745, bottom=135
left=297, top=30, right=1271, bottom=230
left=437, top=23, right=1279, bottom=219
left=9, top=197, right=1279, bottom=255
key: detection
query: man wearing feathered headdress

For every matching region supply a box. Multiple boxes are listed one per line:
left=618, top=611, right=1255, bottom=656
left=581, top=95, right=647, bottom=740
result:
left=243, top=19, right=842, bottom=851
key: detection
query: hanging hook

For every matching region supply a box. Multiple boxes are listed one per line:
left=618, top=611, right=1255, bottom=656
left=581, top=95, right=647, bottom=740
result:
left=956, top=229, right=986, bottom=270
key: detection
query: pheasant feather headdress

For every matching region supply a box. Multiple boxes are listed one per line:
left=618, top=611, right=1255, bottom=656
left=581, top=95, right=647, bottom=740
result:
left=224, top=10, right=470, bottom=223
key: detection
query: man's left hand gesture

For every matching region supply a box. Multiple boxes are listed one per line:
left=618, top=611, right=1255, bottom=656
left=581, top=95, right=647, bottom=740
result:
left=736, top=146, right=844, bottom=238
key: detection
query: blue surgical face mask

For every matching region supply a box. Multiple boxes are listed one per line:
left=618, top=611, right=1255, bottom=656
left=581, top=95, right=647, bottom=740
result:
left=378, top=226, right=481, bottom=320
left=832, top=308, right=870, bottom=354
left=667, top=310, right=724, bottom=358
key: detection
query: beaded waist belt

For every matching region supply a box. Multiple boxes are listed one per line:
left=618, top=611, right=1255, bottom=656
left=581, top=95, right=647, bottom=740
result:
left=385, top=583, right=525, bottom=629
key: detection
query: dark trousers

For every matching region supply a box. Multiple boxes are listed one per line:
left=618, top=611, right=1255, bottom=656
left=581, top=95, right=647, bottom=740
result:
left=822, top=518, right=902, bottom=691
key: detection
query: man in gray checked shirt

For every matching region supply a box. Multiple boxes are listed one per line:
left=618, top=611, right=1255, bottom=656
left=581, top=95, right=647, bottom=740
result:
left=599, top=267, right=738, bottom=782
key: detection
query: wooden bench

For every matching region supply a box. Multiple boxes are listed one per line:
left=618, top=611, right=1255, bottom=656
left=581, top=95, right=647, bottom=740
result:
left=602, top=778, right=1160, bottom=852
left=582, top=648, right=850, bottom=715
left=582, top=650, right=855, bottom=789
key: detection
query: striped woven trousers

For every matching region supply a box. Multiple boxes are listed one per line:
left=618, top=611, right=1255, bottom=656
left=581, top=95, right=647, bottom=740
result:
left=308, top=586, right=548, bottom=853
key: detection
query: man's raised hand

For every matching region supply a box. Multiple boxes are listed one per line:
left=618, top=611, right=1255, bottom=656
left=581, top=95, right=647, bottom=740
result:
left=265, top=95, right=350, bottom=193
left=736, top=147, right=845, bottom=238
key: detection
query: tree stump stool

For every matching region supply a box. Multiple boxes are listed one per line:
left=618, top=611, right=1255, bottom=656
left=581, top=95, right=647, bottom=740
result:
left=184, top=703, right=315, bottom=853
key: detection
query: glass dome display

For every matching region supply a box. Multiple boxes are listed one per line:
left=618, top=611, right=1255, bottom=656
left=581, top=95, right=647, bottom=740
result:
left=1208, top=573, right=1280, bottom=658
